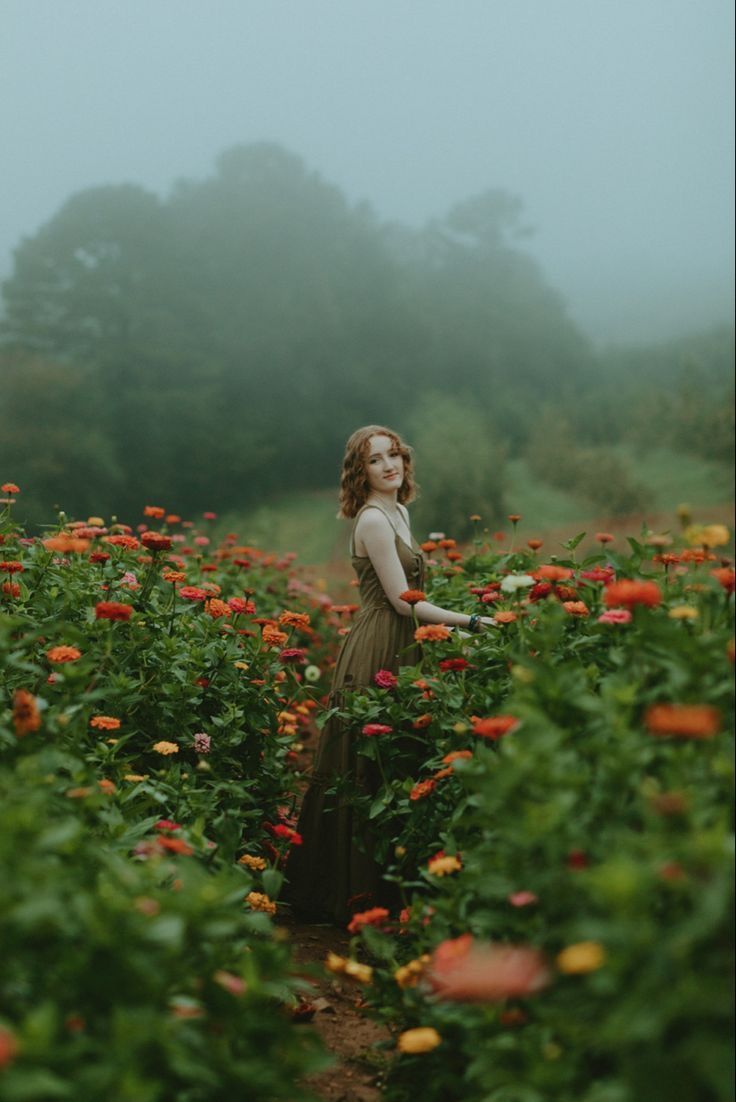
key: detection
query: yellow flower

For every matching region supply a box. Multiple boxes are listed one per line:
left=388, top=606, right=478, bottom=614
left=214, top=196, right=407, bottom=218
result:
left=245, top=891, right=276, bottom=915
left=124, top=773, right=149, bottom=783
left=239, top=854, right=267, bottom=871
left=685, top=523, right=730, bottom=548
left=556, top=941, right=606, bottom=974
left=152, top=741, right=179, bottom=755
left=234, top=661, right=250, bottom=671
left=668, top=605, right=699, bottom=620
left=325, top=952, right=373, bottom=984
left=394, top=955, right=431, bottom=989
left=397, top=1027, right=442, bottom=1054
left=428, top=855, right=462, bottom=877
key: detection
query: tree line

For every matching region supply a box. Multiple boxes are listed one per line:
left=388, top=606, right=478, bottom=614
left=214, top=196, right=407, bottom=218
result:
left=0, top=142, right=732, bottom=532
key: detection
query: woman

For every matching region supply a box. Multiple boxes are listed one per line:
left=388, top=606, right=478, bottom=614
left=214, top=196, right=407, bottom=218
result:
left=285, top=425, right=493, bottom=924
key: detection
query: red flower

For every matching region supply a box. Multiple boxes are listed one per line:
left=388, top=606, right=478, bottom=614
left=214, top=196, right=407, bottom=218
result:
left=157, top=836, right=193, bottom=856
left=361, top=723, right=393, bottom=737
left=143, top=506, right=165, bottom=518
left=267, top=823, right=303, bottom=846
left=472, top=715, right=519, bottom=740
left=154, top=819, right=182, bottom=832
left=178, top=586, right=208, bottom=601
left=347, top=907, right=390, bottom=935
left=580, top=566, right=615, bottom=583
left=711, top=567, right=735, bottom=593
left=0, top=561, right=24, bottom=574
left=399, top=589, right=427, bottom=605
left=644, top=704, right=721, bottom=740
left=89, top=551, right=111, bottom=563
left=278, top=647, right=307, bottom=664
left=228, top=597, right=255, bottom=614
left=567, top=849, right=589, bottom=870
left=604, top=579, right=662, bottom=609
left=438, top=657, right=470, bottom=672
left=374, top=669, right=398, bottom=689
left=95, top=601, right=133, bottom=621
left=141, top=531, right=172, bottom=552
left=1, top=482, right=20, bottom=494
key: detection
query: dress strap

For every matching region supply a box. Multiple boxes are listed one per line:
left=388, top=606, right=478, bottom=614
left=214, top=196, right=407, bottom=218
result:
left=349, top=503, right=399, bottom=557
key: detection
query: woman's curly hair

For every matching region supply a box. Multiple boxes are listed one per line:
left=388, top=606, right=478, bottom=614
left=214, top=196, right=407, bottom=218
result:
left=338, top=425, right=417, bottom=519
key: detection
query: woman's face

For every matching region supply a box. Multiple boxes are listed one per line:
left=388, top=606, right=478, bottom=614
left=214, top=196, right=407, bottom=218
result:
left=365, top=434, right=404, bottom=494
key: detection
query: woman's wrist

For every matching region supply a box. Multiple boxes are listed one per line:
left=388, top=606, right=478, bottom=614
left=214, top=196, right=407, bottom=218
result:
left=467, top=613, right=482, bottom=633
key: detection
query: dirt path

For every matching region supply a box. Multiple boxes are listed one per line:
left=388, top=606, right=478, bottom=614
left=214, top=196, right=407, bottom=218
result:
left=279, top=915, right=390, bottom=1102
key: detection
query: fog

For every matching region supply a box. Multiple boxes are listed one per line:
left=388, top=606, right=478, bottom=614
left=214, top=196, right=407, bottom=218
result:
left=1, top=0, right=733, bottom=344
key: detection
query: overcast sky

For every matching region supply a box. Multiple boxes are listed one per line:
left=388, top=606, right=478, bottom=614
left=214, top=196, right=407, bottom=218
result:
left=1, top=0, right=733, bottom=343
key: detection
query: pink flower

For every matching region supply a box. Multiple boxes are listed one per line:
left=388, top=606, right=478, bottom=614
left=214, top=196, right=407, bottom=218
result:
left=429, top=940, right=550, bottom=1002
left=597, top=608, right=632, bottom=625
left=228, top=597, right=255, bottom=614
left=374, top=669, right=398, bottom=689
left=193, top=732, right=211, bottom=754
left=278, top=647, right=307, bottom=664
left=508, top=891, right=538, bottom=907
left=361, top=723, right=393, bottom=737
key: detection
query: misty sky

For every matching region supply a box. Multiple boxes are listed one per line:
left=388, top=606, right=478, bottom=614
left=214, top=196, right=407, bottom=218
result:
left=1, top=0, right=733, bottom=343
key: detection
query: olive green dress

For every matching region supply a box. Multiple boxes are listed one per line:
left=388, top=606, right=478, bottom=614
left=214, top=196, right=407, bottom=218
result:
left=285, top=504, right=425, bottom=924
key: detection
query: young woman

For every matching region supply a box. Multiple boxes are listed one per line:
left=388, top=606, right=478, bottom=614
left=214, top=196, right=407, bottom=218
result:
left=285, top=425, right=494, bottom=924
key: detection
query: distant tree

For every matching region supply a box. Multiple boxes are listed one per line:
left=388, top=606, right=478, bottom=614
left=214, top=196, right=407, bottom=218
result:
left=406, top=392, right=506, bottom=539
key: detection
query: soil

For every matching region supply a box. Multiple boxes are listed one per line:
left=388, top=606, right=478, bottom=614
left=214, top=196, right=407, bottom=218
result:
left=279, top=914, right=391, bottom=1102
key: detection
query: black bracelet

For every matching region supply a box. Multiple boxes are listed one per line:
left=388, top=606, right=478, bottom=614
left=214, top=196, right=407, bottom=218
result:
left=467, top=613, right=482, bottom=633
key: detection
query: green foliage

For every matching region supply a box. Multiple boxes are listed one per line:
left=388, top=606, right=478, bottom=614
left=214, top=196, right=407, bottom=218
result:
left=328, top=527, right=734, bottom=1102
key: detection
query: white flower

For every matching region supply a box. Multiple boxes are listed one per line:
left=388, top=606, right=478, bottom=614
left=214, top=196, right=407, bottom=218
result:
left=500, top=574, right=535, bottom=594
left=304, top=664, right=322, bottom=683
left=428, top=532, right=446, bottom=541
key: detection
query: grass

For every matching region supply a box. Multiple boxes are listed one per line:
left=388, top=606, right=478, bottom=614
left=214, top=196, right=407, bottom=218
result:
left=216, top=449, right=733, bottom=565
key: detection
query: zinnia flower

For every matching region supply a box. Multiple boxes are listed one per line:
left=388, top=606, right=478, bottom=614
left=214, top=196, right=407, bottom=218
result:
left=178, top=586, right=208, bottom=602
left=361, top=723, right=393, bottom=737
left=500, top=574, right=535, bottom=593
left=604, top=579, right=662, bottom=609
left=597, top=608, right=632, bottom=625
left=193, top=732, right=211, bottom=754
left=711, top=567, right=735, bottom=593
left=427, top=854, right=462, bottom=876
left=374, top=669, right=398, bottom=689
left=472, top=715, right=519, bottom=740
left=278, top=647, right=307, bottom=664
left=563, top=601, right=589, bottom=617
left=278, top=610, right=311, bottom=628
left=493, top=610, right=518, bottom=624
left=508, top=891, right=538, bottom=907
left=239, top=853, right=267, bottom=870
left=400, top=589, right=427, bottom=604
left=0, top=560, right=24, bottom=573
left=152, top=740, right=179, bottom=754
left=644, top=704, right=721, bottom=740
left=262, top=625, right=288, bottom=647
left=556, top=941, right=606, bottom=974
left=95, top=601, right=133, bottom=621
left=1, top=482, right=19, bottom=494
left=325, top=953, right=373, bottom=984
left=535, top=564, right=572, bottom=582
left=438, top=657, right=470, bottom=672
left=46, top=645, right=82, bottom=663
left=143, top=506, right=165, bottom=518
left=397, top=1028, right=441, bottom=1054
left=414, top=624, right=451, bottom=643
left=90, top=715, right=121, bottom=730
left=410, top=778, right=437, bottom=801
left=228, top=597, right=255, bottom=614
left=141, top=532, right=172, bottom=552
left=103, top=534, right=140, bottom=551
left=205, top=598, right=231, bottom=619
left=12, top=688, right=41, bottom=736
left=347, top=907, right=389, bottom=935
left=429, top=940, right=550, bottom=1001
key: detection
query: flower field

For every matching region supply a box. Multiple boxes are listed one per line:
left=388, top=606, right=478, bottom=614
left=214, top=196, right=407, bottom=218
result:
left=1, top=485, right=733, bottom=1102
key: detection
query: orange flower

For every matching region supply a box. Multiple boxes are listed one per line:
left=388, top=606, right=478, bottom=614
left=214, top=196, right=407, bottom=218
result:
left=46, top=645, right=82, bottom=663
left=205, top=598, right=231, bottom=619
left=420, top=540, right=438, bottom=553
left=1, top=482, right=20, bottom=494
left=158, top=836, right=193, bottom=856
left=397, top=1027, right=441, bottom=1054
left=262, top=625, right=288, bottom=647
left=437, top=538, right=456, bottom=549
left=414, top=624, right=451, bottom=643
left=473, top=715, right=519, bottom=740
left=427, top=854, right=462, bottom=876
left=143, top=505, right=165, bottom=518
left=13, top=689, right=41, bottom=736
left=104, top=534, right=141, bottom=551
left=711, top=567, right=735, bottom=593
left=245, top=891, right=277, bottom=915
left=347, top=906, right=389, bottom=934
left=494, top=610, right=518, bottom=624
left=604, top=580, right=662, bottom=609
left=442, top=749, right=473, bottom=764
left=508, top=514, right=522, bottom=523
left=645, top=704, right=721, bottom=740
left=527, top=539, right=543, bottom=551
left=239, top=854, right=267, bottom=871
left=95, top=601, right=133, bottom=621
left=595, top=532, right=614, bottom=543
left=162, top=570, right=187, bottom=583
left=98, top=779, right=116, bottom=795
left=90, top=715, right=121, bottom=731
left=563, top=601, right=589, bottom=617
left=0, top=560, right=24, bottom=573
left=278, top=610, right=311, bottom=628
left=141, top=531, right=172, bottom=552
left=42, top=535, right=90, bottom=553
left=412, top=714, right=433, bottom=729
left=410, top=778, right=438, bottom=801
left=399, top=589, right=427, bottom=604
left=535, top=564, right=573, bottom=582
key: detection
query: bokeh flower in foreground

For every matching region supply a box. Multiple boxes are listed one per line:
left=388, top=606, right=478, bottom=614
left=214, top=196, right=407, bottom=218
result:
left=645, top=704, right=721, bottom=740
left=429, top=939, right=550, bottom=1001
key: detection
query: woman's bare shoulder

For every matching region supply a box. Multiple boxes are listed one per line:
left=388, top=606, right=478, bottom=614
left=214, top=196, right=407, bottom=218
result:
left=354, top=506, right=392, bottom=535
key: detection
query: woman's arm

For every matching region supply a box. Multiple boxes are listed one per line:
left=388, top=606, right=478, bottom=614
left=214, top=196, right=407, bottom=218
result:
left=356, top=510, right=492, bottom=629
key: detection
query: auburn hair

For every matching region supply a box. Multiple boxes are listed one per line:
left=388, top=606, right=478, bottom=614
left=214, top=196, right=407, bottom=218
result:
left=338, top=425, right=417, bottom=518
